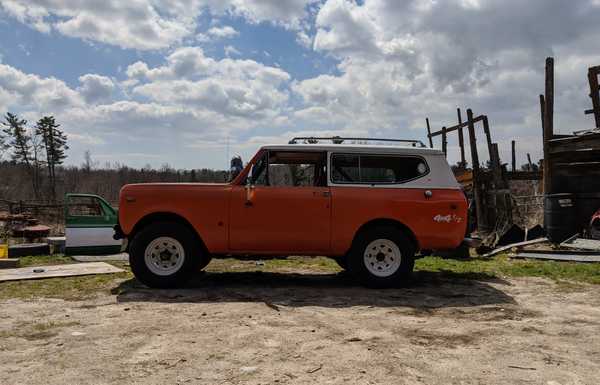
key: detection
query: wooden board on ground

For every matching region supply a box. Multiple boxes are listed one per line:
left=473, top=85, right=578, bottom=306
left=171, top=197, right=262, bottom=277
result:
left=71, top=253, right=129, bottom=262
left=511, top=252, right=600, bottom=263
left=482, top=238, right=549, bottom=258
left=0, top=262, right=124, bottom=282
left=560, top=238, right=600, bottom=252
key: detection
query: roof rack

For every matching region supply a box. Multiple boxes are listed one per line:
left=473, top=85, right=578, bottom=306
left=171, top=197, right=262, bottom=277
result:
left=288, top=136, right=426, bottom=147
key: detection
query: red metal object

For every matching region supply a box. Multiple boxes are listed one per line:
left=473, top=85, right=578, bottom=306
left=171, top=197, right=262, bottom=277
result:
left=590, top=209, right=600, bottom=240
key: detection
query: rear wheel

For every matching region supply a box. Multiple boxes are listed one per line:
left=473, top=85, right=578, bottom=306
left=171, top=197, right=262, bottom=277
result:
left=129, top=221, right=207, bottom=288
left=347, top=226, right=415, bottom=288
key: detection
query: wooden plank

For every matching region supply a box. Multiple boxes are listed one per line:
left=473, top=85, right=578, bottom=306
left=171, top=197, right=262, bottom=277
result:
left=457, top=108, right=466, bottom=166
left=71, top=253, right=129, bottom=262
left=482, top=238, right=549, bottom=258
left=0, top=262, right=124, bottom=282
left=543, top=57, right=554, bottom=195
left=560, top=238, right=600, bottom=251
left=588, top=66, right=600, bottom=128
left=429, top=115, right=484, bottom=137
left=467, top=109, right=487, bottom=232
left=426, top=118, right=433, bottom=148
left=511, top=140, right=516, bottom=172
left=512, top=252, right=600, bottom=263
left=549, top=134, right=600, bottom=154
left=482, top=116, right=496, bottom=170
left=441, top=126, right=447, bottom=156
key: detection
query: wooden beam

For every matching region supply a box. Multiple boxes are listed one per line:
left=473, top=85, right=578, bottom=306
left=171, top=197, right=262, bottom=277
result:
left=511, top=140, right=516, bottom=172
left=540, top=94, right=545, bottom=133
left=467, top=109, right=486, bottom=232
left=482, top=116, right=495, bottom=168
left=588, top=66, right=600, bottom=128
left=543, top=57, right=554, bottom=195
left=441, top=126, right=447, bottom=156
left=457, top=108, right=466, bottom=166
left=426, top=118, right=433, bottom=148
left=429, top=115, right=484, bottom=138
left=549, top=133, right=600, bottom=154
left=492, top=142, right=503, bottom=185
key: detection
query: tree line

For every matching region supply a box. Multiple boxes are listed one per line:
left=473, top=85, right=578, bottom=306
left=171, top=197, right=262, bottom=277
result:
left=0, top=112, right=229, bottom=204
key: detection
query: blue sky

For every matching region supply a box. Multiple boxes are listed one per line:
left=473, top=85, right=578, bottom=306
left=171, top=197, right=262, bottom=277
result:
left=1, top=0, right=599, bottom=170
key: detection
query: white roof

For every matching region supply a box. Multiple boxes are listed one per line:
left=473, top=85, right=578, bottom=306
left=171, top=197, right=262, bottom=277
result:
left=261, top=143, right=443, bottom=156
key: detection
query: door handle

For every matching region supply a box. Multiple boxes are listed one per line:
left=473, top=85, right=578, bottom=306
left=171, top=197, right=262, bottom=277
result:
left=314, top=191, right=331, bottom=197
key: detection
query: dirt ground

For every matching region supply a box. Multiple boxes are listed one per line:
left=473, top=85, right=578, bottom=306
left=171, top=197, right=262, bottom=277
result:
left=1, top=269, right=600, bottom=385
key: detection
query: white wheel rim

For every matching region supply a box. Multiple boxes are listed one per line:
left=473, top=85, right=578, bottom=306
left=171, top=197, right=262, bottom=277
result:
left=363, top=239, right=402, bottom=277
left=144, top=237, right=185, bottom=276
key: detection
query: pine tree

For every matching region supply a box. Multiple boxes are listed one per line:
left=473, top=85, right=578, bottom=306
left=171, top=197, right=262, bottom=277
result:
left=0, top=129, right=6, bottom=160
left=35, top=116, right=68, bottom=201
left=2, top=112, right=42, bottom=199
left=2, top=112, right=32, bottom=165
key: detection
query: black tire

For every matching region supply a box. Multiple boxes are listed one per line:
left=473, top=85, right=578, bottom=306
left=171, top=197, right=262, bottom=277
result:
left=198, top=256, right=213, bottom=271
left=333, top=256, right=348, bottom=270
left=347, top=226, right=415, bottom=288
left=129, top=221, right=207, bottom=288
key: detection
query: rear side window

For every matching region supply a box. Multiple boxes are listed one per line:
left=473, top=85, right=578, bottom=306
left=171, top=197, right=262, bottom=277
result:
left=331, top=154, right=429, bottom=184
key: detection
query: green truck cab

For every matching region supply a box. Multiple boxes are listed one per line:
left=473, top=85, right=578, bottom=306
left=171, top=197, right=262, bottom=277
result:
left=65, top=193, right=120, bottom=255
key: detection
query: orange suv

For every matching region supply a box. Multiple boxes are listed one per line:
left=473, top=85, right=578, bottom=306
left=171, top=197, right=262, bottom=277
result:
left=115, top=137, right=468, bottom=288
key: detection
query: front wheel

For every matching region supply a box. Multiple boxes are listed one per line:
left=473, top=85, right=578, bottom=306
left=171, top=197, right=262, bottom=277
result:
left=129, top=221, right=206, bottom=288
left=347, top=226, right=415, bottom=288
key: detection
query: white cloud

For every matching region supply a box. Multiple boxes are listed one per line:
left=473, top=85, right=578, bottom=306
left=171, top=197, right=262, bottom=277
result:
left=127, top=46, right=290, bottom=119
left=222, top=0, right=320, bottom=29
left=77, top=74, right=115, bottom=105
left=294, top=0, right=600, bottom=166
left=0, top=0, right=319, bottom=50
left=0, top=63, right=83, bottom=112
left=224, top=45, right=242, bottom=57
left=196, top=25, right=239, bottom=42
left=208, top=25, right=239, bottom=38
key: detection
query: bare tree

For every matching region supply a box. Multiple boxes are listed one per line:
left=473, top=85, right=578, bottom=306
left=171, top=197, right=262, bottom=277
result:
left=82, top=150, right=95, bottom=173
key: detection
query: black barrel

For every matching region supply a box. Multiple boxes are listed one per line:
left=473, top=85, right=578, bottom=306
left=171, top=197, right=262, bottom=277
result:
left=544, top=193, right=578, bottom=243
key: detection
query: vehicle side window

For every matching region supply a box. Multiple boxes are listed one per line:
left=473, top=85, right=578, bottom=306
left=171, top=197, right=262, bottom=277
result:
left=268, top=151, right=326, bottom=187
left=331, top=154, right=429, bottom=184
left=250, top=151, right=327, bottom=187
left=67, top=196, right=103, bottom=216
left=331, top=154, right=360, bottom=183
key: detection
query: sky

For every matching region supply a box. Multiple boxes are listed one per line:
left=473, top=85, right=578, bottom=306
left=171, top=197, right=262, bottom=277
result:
left=0, top=0, right=599, bottom=170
